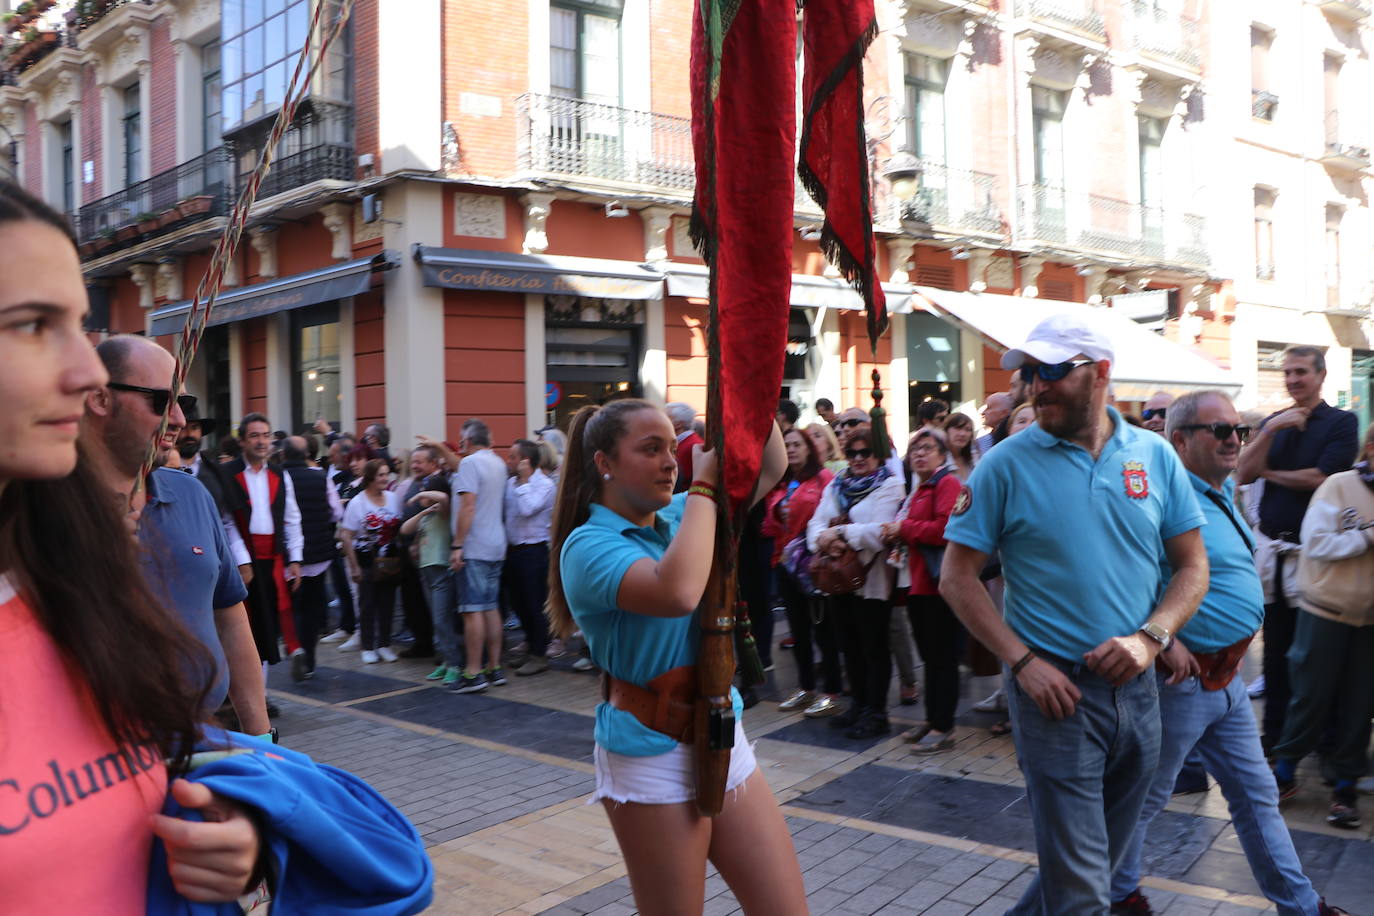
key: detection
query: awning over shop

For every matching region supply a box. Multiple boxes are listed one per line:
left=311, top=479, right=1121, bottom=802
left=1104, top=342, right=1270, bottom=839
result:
left=149, top=251, right=399, bottom=337
left=414, top=246, right=665, bottom=300
left=913, top=287, right=1239, bottom=397
left=664, top=263, right=914, bottom=313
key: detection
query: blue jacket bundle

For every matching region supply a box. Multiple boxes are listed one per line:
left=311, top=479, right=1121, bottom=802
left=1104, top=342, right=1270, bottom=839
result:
left=146, top=731, right=433, bottom=915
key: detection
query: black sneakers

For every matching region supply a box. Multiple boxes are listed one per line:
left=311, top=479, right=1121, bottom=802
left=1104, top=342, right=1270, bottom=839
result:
left=1327, top=787, right=1360, bottom=829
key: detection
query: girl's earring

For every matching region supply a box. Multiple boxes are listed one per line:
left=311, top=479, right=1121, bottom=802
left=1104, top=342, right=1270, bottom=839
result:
left=603, top=473, right=612, bottom=480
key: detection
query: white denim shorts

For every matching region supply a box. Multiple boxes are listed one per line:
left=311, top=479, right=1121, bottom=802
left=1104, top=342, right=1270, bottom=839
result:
left=590, top=721, right=758, bottom=806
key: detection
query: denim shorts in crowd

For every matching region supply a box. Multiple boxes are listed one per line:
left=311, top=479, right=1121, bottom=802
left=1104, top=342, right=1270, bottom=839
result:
left=458, top=558, right=503, bottom=613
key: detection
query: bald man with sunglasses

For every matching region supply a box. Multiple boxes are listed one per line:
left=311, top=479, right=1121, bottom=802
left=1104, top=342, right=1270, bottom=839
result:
left=939, top=312, right=1209, bottom=914
left=1108, top=390, right=1348, bottom=916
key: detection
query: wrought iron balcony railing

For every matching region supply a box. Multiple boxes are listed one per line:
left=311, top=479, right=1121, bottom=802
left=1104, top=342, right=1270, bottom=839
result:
left=879, top=158, right=1004, bottom=236
left=1018, top=183, right=1208, bottom=270
left=75, top=146, right=232, bottom=244
left=516, top=92, right=695, bottom=192
left=1025, top=0, right=1106, bottom=38
left=1129, top=1, right=1201, bottom=69
left=254, top=140, right=353, bottom=198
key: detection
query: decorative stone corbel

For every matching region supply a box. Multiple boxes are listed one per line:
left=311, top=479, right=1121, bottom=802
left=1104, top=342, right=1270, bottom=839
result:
left=1020, top=256, right=1046, bottom=298
left=890, top=0, right=913, bottom=39
left=321, top=202, right=353, bottom=260
left=956, top=17, right=980, bottom=68
left=129, top=263, right=156, bottom=309
left=886, top=238, right=913, bottom=284
left=1016, top=34, right=1042, bottom=84
left=1081, top=266, right=1109, bottom=305
left=222, top=250, right=240, bottom=287
left=249, top=226, right=278, bottom=280
left=155, top=257, right=182, bottom=302
left=1075, top=53, right=1100, bottom=94
left=966, top=249, right=992, bottom=293
left=641, top=206, right=672, bottom=263
left=520, top=191, right=556, bottom=254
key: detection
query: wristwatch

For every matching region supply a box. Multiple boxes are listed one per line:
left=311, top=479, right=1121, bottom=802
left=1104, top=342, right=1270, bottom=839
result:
left=1138, top=621, right=1172, bottom=652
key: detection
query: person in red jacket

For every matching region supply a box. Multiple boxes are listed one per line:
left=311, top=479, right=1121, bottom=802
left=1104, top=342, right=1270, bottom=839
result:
left=883, top=427, right=963, bottom=754
left=767, top=428, right=841, bottom=716
left=666, top=402, right=703, bottom=494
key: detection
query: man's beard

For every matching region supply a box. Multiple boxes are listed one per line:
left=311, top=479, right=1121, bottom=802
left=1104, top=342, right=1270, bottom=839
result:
left=1036, top=394, right=1094, bottom=440
left=177, top=438, right=201, bottom=460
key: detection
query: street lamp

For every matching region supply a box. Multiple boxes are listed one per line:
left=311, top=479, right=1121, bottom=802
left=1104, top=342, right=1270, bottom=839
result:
left=880, top=148, right=928, bottom=234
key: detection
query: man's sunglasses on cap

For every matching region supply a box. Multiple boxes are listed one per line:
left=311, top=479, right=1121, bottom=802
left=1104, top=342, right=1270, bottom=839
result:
left=1142, top=407, right=1167, bottom=421
left=1179, top=422, right=1252, bottom=443
left=1017, top=359, right=1096, bottom=385
left=107, top=382, right=197, bottom=416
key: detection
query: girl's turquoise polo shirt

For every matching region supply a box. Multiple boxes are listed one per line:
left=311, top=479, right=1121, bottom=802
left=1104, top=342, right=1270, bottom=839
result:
left=560, top=493, right=744, bottom=756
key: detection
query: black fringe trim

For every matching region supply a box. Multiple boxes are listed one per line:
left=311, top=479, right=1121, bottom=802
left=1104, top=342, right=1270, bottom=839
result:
left=796, top=14, right=886, bottom=348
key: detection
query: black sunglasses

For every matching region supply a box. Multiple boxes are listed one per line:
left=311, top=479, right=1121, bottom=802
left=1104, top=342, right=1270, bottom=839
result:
left=844, top=447, right=874, bottom=460
left=1017, top=359, right=1096, bottom=385
left=108, top=382, right=197, bottom=417
left=1142, top=407, right=1167, bottom=421
left=837, top=418, right=866, bottom=429
left=1179, top=422, right=1252, bottom=443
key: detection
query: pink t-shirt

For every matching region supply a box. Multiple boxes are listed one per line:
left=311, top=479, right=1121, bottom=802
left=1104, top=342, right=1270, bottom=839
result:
left=0, top=577, right=168, bottom=914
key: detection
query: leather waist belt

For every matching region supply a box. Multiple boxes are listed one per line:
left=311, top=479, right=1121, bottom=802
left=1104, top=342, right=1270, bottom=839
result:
left=604, top=664, right=698, bottom=744
left=508, top=541, right=548, bottom=552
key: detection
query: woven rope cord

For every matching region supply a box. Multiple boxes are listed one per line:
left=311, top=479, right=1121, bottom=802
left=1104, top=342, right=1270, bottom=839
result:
left=131, top=0, right=356, bottom=503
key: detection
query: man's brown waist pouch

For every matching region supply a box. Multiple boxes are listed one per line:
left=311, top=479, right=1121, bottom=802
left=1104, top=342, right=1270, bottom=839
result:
left=604, top=665, right=698, bottom=744
left=1158, top=636, right=1253, bottom=691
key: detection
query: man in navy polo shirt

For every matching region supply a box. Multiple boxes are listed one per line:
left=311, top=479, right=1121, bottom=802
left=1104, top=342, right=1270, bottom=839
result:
left=1236, top=345, right=1359, bottom=753
left=84, top=335, right=268, bottom=735
left=940, top=312, right=1209, bottom=914
left=1110, top=390, right=1348, bottom=916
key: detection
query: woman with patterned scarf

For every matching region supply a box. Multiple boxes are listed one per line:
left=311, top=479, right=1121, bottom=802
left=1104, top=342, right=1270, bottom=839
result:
left=806, top=428, right=905, bottom=739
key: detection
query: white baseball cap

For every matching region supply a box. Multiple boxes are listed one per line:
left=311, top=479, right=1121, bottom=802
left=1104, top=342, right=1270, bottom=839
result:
left=1000, top=311, right=1115, bottom=370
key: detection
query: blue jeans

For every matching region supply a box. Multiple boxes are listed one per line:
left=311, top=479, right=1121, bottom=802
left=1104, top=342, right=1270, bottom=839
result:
left=1111, top=673, right=1319, bottom=914
left=420, top=565, right=462, bottom=668
left=1006, top=653, right=1161, bottom=915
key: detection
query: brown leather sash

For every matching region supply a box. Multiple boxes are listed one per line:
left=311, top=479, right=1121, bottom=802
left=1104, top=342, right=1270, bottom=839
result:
left=604, top=665, right=698, bottom=744
left=1193, top=636, right=1253, bottom=692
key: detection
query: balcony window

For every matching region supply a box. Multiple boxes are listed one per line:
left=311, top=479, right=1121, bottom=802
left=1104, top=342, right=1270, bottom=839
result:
left=1251, top=26, right=1276, bottom=121
left=1138, top=116, right=1164, bottom=252
left=904, top=53, right=948, bottom=165
left=222, top=0, right=349, bottom=134
left=1254, top=187, right=1276, bottom=280
left=1325, top=204, right=1343, bottom=309
left=58, top=119, right=74, bottom=214
left=203, top=40, right=223, bottom=154
left=123, top=84, right=142, bottom=188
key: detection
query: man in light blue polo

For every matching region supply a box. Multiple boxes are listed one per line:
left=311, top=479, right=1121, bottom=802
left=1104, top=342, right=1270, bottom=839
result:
left=939, top=312, right=1209, bottom=914
left=1110, top=390, right=1348, bottom=916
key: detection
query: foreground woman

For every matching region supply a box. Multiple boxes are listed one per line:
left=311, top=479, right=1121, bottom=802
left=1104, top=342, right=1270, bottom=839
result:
left=0, top=181, right=260, bottom=911
left=548, top=400, right=805, bottom=915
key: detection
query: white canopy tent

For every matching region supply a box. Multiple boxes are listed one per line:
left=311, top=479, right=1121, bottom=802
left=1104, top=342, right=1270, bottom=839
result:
left=913, top=287, right=1239, bottom=401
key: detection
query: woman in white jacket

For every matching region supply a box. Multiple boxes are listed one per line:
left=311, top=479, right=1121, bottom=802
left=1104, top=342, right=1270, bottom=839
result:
left=806, top=428, right=905, bottom=739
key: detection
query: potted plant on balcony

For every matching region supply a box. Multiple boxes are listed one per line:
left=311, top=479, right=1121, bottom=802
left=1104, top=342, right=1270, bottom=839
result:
left=92, top=228, right=116, bottom=252
left=115, top=222, right=139, bottom=242
left=11, top=3, right=35, bottom=30
left=157, top=206, right=182, bottom=229
left=1, top=12, right=18, bottom=33
left=136, top=211, right=160, bottom=234
left=7, top=26, right=58, bottom=69
left=177, top=195, right=214, bottom=219
left=73, top=0, right=115, bottom=30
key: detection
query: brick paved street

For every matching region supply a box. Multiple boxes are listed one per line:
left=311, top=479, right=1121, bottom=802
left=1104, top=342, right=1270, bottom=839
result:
left=265, top=634, right=1374, bottom=915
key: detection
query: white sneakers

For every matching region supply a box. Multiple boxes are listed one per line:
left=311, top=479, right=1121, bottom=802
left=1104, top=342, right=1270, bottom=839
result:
left=338, top=633, right=361, bottom=652
left=319, top=629, right=350, bottom=644
left=377, top=646, right=399, bottom=663
left=360, top=649, right=380, bottom=664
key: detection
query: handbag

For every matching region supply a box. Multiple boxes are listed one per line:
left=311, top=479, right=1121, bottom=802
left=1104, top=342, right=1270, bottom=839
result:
left=370, top=543, right=403, bottom=584
left=917, top=544, right=944, bottom=581
left=810, top=513, right=876, bottom=596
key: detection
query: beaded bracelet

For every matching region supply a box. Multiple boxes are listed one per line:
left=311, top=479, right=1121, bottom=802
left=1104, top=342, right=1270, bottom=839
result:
left=1011, top=650, right=1036, bottom=676
left=688, top=480, right=717, bottom=501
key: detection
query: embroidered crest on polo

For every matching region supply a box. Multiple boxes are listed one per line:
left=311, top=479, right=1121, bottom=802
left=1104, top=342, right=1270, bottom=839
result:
left=191, top=546, right=205, bottom=555
left=1122, top=461, right=1149, bottom=500
left=951, top=485, right=973, bottom=515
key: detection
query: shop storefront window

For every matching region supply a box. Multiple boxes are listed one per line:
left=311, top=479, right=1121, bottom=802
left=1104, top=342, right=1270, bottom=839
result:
left=292, top=302, right=341, bottom=430
left=1352, top=350, right=1372, bottom=432
left=201, top=326, right=233, bottom=449
left=545, top=296, right=641, bottom=430
left=906, top=312, right=960, bottom=424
